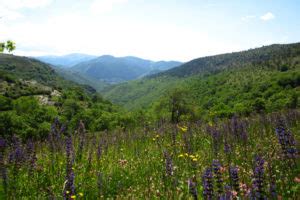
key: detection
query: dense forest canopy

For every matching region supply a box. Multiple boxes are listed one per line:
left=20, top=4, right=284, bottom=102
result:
left=0, top=53, right=137, bottom=139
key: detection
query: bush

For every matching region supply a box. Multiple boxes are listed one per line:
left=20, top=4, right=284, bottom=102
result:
left=0, top=95, right=12, bottom=111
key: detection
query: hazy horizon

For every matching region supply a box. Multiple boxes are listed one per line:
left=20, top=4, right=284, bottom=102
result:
left=1, top=0, right=300, bottom=62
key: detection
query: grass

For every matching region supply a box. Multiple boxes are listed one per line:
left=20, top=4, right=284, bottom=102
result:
left=0, top=110, right=299, bottom=199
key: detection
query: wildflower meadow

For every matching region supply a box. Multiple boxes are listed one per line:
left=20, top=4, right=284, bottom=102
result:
left=0, top=110, right=299, bottom=199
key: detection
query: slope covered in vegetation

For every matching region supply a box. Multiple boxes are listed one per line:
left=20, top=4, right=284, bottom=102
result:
left=103, top=43, right=300, bottom=120
left=0, top=54, right=133, bottom=139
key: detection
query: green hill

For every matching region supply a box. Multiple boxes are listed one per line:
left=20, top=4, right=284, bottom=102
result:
left=0, top=54, right=130, bottom=139
left=103, top=43, right=300, bottom=119
left=54, top=67, right=109, bottom=92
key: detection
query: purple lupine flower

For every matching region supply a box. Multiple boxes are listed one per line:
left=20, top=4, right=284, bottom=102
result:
left=164, top=151, right=173, bottom=176
left=224, top=140, right=231, bottom=155
left=188, top=176, right=198, bottom=200
left=50, top=117, right=61, bottom=138
left=26, top=140, right=37, bottom=176
left=229, top=166, right=239, bottom=194
left=49, top=118, right=66, bottom=152
left=269, top=181, right=276, bottom=199
left=212, top=160, right=223, bottom=196
left=202, top=168, right=214, bottom=199
left=252, top=156, right=265, bottom=199
left=275, top=120, right=298, bottom=160
left=9, top=136, right=25, bottom=169
left=0, top=137, right=6, bottom=150
left=222, top=185, right=232, bottom=200
left=285, top=130, right=297, bottom=159
left=207, top=126, right=222, bottom=155
left=64, top=136, right=75, bottom=199
left=230, top=115, right=239, bottom=138
left=65, top=136, right=74, bottom=171
left=0, top=138, right=8, bottom=195
left=240, top=122, right=248, bottom=144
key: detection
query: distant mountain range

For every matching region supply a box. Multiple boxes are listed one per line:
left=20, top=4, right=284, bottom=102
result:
left=35, top=54, right=182, bottom=86
left=35, top=53, right=98, bottom=68
left=71, top=55, right=182, bottom=83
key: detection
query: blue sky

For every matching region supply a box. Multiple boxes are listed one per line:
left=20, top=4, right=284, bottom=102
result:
left=0, top=0, right=299, bottom=61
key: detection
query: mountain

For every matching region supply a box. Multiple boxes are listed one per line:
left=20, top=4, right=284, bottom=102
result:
left=35, top=53, right=97, bottom=68
left=1, top=54, right=72, bottom=89
left=152, top=43, right=300, bottom=78
left=102, top=42, right=300, bottom=118
left=71, top=55, right=182, bottom=84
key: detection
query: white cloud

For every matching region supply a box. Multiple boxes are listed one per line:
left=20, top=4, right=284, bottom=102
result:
left=90, top=0, right=128, bottom=14
left=241, top=15, right=256, bottom=21
left=260, top=12, right=275, bottom=21
left=6, top=13, right=240, bottom=61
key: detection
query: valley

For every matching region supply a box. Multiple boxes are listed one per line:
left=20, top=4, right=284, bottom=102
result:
left=1, top=1, right=300, bottom=198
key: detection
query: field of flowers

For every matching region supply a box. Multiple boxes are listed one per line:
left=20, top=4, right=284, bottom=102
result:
left=0, top=110, right=299, bottom=199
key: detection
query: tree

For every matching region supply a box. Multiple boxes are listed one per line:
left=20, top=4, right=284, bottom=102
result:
left=168, top=87, right=190, bottom=123
left=0, top=40, right=16, bottom=53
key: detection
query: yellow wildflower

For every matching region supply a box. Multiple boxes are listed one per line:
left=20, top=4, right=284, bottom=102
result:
left=184, top=153, right=188, bottom=157
left=79, top=192, right=83, bottom=197
left=156, top=134, right=160, bottom=138
left=71, top=195, right=76, bottom=199
left=178, top=125, right=188, bottom=132
left=178, top=154, right=184, bottom=158
left=192, top=158, right=198, bottom=162
left=66, top=191, right=70, bottom=194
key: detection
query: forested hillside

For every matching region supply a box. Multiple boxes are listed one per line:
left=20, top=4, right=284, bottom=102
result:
left=54, top=67, right=109, bottom=92
left=103, top=43, right=300, bottom=120
left=0, top=54, right=133, bottom=139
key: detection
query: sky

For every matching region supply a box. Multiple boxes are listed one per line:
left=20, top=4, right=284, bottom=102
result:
left=0, top=0, right=300, bottom=62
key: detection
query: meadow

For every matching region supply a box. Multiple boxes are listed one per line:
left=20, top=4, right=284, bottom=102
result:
left=0, top=110, right=299, bottom=199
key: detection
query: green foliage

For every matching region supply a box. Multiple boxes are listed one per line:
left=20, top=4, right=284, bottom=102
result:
left=103, top=43, right=300, bottom=121
left=151, top=87, right=196, bottom=123
left=0, top=40, right=15, bottom=53
left=0, top=54, right=134, bottom=139
left=0, top=95, right=12, bottom=110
